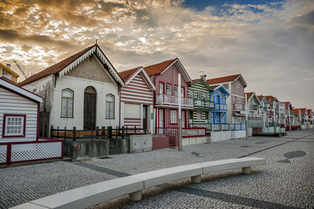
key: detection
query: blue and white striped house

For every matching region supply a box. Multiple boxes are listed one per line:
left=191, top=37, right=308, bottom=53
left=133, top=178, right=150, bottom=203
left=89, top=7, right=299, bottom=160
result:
left=210, top=85, right=230, bottom=124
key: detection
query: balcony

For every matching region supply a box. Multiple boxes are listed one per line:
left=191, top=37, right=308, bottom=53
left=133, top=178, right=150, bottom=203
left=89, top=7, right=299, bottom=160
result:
left=260, top=106, right=267, bottom=113
left=193, top=99, right=215, bottom=110
left=267, top=111, right=274, bottom=116
left=156, top=94, right=193, bottom=108
left=233, top=103, right=244, bottom=111
left=215, top=103, right=228, bottom=111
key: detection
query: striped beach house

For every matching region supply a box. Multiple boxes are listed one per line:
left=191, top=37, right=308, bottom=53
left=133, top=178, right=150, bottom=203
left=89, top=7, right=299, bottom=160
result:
left=144, top=58, right=193, bottom=134
left=119, top=67, right=156, bottom=133
left=210, top=85, right=230, bottom=124
left=188, top=75, right=214, bottom=130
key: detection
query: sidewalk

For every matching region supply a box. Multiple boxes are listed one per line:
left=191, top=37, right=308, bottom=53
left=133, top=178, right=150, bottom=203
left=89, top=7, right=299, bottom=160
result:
left=1, top=130, right=314, bottom=208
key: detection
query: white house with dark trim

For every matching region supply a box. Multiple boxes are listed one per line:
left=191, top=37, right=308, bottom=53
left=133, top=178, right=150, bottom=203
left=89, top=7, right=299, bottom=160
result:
left=19, top=44, right=124, bottom=135
left=0, top=77, right=42, bottom=142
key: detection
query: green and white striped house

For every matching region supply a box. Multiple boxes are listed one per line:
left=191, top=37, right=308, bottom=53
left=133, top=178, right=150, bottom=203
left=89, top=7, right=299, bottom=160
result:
left=188, top=77, right=214, bottom=130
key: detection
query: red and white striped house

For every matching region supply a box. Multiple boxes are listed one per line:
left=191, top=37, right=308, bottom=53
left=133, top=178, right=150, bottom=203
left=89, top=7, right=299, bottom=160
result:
left=144, top=58, right=193, bottom=134
left=119, top=67, right=156, bottom=133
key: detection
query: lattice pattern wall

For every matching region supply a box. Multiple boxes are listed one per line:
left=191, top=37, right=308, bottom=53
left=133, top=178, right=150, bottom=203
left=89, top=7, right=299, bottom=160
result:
left=11, top=142, right=62, bottom=162
left=0, top=145, right=7, bottom=163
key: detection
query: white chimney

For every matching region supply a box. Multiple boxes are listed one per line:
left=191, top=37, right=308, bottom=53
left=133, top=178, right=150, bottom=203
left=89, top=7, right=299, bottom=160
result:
left=200, top=74, right=206, bottom=81
left=6, top=64, right=11, bottom=69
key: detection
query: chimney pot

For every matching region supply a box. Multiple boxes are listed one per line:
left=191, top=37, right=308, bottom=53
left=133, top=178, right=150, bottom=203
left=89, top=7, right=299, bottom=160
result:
left=200, top=74, right=206, bottom=81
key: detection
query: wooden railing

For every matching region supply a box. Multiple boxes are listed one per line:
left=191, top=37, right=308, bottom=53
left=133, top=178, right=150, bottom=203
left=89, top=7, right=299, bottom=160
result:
left=155, top=94, right=193, bottom=107
left=156, top=127, right=206, bottom=137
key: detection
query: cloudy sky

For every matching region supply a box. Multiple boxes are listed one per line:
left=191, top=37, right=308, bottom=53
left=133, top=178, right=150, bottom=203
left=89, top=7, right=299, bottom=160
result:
left=0, top=0, right=313, bottom=109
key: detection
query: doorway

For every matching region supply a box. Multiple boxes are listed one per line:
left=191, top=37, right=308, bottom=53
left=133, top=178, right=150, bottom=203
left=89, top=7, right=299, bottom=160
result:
left=84, top=86, right=96, bottom=130
left=143, top=105, right=148, bottom=130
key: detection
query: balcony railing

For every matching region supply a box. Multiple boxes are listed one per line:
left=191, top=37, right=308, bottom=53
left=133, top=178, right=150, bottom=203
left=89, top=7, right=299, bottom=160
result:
left=189, top=123, right=230, bottom=131
left=215, top=103, right=228, bottom=111
left=156, top=94, right=193, bottom=107
left=233, top=103, right=244, bottom=111
left=156, top=127, right=206, bottom=137
left=267, top=111, right=274, bottom=116
left=193, top=99, right=215, bottom=109
left=260, top=106, right=267, bottom=113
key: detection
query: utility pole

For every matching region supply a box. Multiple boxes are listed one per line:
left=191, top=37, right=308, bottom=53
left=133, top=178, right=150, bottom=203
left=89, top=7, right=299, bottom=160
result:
left=178, top=73, right=182, bottom=151
left=245, top=93, right=248, bottom=140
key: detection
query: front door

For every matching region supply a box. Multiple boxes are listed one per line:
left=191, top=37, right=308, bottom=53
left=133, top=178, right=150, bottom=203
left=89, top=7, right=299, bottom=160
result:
left=84, top=86, right=96, bottom=130
left=143, top=105, right=147, bottom=130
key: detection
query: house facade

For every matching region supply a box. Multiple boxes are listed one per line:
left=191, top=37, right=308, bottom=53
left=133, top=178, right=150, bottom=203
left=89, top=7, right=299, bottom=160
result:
left=0, top=63, right=19, bottom=83
left=119, top=67, right=156, bottom=133
left=0, top=77, right=42, bottom=142
left=257, top=95, right=268, bottom=127
left=210, top=85, right=229, bottom=124
left=245, top=92, right=261, bottom=118
left=19, top=44, right=124, bottom=135
left=206, top=74, right=247, bottom=124
left=144, top=58, right=193, bottom=134
left=292, top=108, right=308, bottom=129
left=188, top=76, right=214, bottom=130
left=283, top=102, right=293, bottom=129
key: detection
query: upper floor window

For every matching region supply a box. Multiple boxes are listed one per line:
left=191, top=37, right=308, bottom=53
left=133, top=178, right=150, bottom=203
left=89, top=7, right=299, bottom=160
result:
left=203, top=92, right=208, bottom=100
left=181, top=87, right=184, bottom=97
left=174, top=86, right=178, bottom=96
left=197, top=90, right=202, bottom=99
left=3, top=115, right=26, bottom=137
left=189, top=89, right=194, bottom=99
left=166, top=84, right=171, bottom=95
left=61, top=89, right=74, bottom=118
left=159, top=83, right=164, bottom=94
left=236, top=81, right=240, bottom=88
left=106, top=94, right=115, bottom=119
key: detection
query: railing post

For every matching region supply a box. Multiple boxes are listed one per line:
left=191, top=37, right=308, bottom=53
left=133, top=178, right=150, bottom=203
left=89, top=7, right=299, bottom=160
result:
left=108, top=126, right=112, bottom=139
left=64, top=126, right=66, bottom=141
left=73, top=127, right=76, bottom=142
left=91, top=130, right=94, bottom=142
left=50, top=125, right=53, bottom=138
left=6, top=144, right=11, bottom=165
left=57, top=126, right=59, bottom=139
left=122, top=126, right=125, bottom=139
left=96, top=126, right=99, bottom=138
left=101, top=126, right=106, bottom=139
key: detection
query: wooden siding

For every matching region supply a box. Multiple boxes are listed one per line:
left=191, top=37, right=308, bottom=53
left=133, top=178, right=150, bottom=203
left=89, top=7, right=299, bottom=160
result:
left=120, top=73, right=153, bottom=105
left=124, top=118, right=141, bottom=128
left=0, top=88, right=38, bottom=140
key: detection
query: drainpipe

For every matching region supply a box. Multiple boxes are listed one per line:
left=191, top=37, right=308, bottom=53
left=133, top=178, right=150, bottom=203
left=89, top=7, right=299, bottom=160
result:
left=178, top=73, right=182, bottom=151
left=245, top=93, right=248, bottom=140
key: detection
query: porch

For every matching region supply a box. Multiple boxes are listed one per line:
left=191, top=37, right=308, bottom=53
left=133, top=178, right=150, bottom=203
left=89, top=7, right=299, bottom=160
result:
left=155, top=94, right=193, bottom=108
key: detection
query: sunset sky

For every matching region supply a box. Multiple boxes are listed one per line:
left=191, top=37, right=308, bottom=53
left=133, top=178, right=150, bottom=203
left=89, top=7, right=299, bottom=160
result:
left=0, top=0, right=313, bottom=109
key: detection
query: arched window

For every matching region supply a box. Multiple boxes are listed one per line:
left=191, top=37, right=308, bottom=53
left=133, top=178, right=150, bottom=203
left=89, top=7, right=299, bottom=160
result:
left=61, top=89, right=74, bottom=118
left=106, top=94, right=115, bottom=119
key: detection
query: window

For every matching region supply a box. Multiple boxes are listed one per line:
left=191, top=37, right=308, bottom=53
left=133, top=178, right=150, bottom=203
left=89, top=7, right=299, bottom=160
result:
left=197, top=111, right=202, bottom=120
left=166, top=84, right=171, bottom=95
left=203, top=92, right=208, bottom=100
left=3, top=115, right=25, bottom=137
left=189, top=89, right=194, bottom=99
left=61, top=89, right=73, bottom=118
left=189, top=111, right=193, bottom=119
left=236, top=81, right=240, bottom=88
left=197, top=91, right=202, bottom=99
left=159, top=83, right=164, bottom=94
left=181, top=87, right=184, bottom=97
left=174, top=86, right=178, bottom=96
left=106, top=94, right=115, bottom=119
left=171, top=110, right=177, bottom=124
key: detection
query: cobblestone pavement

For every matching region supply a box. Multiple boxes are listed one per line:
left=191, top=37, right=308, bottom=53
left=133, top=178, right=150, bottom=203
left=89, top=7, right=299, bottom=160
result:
left=1, top=130, right=314, bottom=209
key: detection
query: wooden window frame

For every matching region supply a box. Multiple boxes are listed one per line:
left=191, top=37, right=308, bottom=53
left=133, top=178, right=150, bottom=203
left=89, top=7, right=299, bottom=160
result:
left=166, top=84, right=171, bottom=95
left=2, top=114, right=26, bottom=138
left=170, top=109, right=177, bottom=125
left=106, top=94, right=115, bottom=119
left=61, top=88, right=74, bottom=118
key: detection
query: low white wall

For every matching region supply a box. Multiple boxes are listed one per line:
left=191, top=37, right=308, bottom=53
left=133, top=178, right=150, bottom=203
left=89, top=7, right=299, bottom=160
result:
left=248, top=128, right=252, bottom=137
left=130, top=135, right=152, bottom=153
left=231, top=130, right=246, bottom=139
left=211, top=131, right=232, bottom=142
left=182, top=136, right=209, bottom=146
left=262, top=127, right=282, bottom=133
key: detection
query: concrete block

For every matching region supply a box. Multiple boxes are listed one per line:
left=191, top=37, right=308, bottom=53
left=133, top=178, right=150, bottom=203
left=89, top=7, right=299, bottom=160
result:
left=30, top=176, right=143, bottom=209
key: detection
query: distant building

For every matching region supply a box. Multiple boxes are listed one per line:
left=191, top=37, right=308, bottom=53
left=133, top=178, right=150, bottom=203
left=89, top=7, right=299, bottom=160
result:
left=0, top=63, right=19, bottom=83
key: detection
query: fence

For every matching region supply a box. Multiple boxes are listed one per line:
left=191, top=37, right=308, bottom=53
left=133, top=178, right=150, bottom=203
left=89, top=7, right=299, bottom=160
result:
left=0, top=139, right=63, bottom=165
left=156, top=127, right=206, bottom=137
left=230, top=123, right=246, bottom=131
left=189, top=123, right=230, bottom=131
left=51, top=126, right=148, bottom=141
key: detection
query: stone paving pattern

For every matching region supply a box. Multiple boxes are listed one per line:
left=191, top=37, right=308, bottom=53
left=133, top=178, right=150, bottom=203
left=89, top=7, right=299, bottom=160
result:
left=0, top=130, right=314, bottom=209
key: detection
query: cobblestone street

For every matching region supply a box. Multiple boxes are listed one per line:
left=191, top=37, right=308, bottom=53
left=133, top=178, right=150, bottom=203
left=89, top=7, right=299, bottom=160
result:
left=1, top=130, right=314, bottom=209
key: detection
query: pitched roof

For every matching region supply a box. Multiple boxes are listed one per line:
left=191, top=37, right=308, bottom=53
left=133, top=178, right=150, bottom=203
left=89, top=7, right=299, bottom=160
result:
left=19, top=44, right=124, bottom=87
left=144, top=58, right=192, bottom=83
left=190, top=78, right=213, bottom=91
left=245, top=92, right=254, bottom=100
left=283, top=102, right=293, bottom=110
left=119, top=66, right=156, bottom=91
left=263, top=95, right=278, bottom=102
left=257, top=95, right=265, bottom=102
left=307, top=109, right=312, bottom=115
left=206, top=74, right=247, bottom=87
left=119, top=67, right=140, bottom=82
left=210, top=85, right=219, bottom=90
left=292, top=108, right=307, bottom=115
left=210, top=84, right=230, bottom=95
left=0, top=77, right=42, bottom=103
left=144, top=58, right=177, bottom=76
